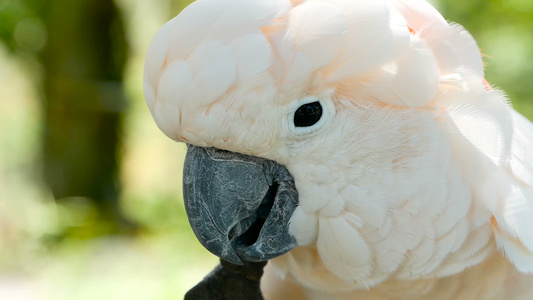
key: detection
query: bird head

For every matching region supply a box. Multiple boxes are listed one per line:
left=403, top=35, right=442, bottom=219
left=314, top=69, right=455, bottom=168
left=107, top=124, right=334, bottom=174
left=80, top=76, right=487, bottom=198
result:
left=144, top=0, right=498, bottom=285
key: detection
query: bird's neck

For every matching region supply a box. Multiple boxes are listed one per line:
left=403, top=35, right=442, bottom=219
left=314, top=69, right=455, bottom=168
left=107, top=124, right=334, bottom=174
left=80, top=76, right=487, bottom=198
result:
left=264, top=252, right=532, bottom=300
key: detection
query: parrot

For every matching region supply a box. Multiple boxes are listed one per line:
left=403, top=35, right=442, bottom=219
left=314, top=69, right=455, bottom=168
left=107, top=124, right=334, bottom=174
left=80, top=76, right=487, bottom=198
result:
left=143, top=0, right=533, bottom=299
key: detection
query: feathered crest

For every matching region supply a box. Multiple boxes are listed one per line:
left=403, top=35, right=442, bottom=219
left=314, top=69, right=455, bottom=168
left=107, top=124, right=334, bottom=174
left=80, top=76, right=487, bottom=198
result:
left=145, top=0, right=486, bottom=131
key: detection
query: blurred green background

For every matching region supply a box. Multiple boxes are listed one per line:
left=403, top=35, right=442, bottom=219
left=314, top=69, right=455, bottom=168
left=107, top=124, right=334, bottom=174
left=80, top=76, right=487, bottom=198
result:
left=0, top=0, right=531, bottom=299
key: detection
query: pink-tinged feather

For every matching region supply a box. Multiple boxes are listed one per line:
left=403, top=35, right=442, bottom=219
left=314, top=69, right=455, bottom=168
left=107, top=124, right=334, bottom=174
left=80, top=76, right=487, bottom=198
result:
left=229, top=32, right=274, bottom=81
left=391, top=0, right=447, bottom=32
left=157, top=60, right=193, bottom=106
left=324, top=0, right=393, bottom=83
left=285, top=1, right=348, bottom=70
left=188, top=41, right=237, bottom=103
left=168, top=0, right=291, bottom=60
left=373, top=37, right=440, bottom=107
left=144, top=17, right=176, bottom=94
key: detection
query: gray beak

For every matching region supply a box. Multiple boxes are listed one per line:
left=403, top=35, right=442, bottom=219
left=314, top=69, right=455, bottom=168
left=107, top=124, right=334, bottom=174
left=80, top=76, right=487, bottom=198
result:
left=183, top=145, right=299, bottom=265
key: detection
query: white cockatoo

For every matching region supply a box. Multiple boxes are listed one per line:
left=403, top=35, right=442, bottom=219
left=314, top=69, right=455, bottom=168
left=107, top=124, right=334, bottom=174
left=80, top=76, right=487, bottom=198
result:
left=144, top=0, right=533, bottom=298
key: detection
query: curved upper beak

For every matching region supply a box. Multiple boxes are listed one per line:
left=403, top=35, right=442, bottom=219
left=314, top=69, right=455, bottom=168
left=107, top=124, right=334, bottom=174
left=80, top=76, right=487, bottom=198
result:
left=183, top=145, right=299, bottom=265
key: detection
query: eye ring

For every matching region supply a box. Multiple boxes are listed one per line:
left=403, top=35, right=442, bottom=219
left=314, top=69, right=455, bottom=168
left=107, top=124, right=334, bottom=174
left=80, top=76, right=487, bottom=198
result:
left=286, top=97, right=332, bottom=137
left=294, top=101, right=323, bottom=127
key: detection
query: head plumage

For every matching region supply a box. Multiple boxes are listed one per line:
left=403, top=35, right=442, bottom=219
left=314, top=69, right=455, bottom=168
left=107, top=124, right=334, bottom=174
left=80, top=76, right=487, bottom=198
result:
left=144, top=0, right=484, bottom=140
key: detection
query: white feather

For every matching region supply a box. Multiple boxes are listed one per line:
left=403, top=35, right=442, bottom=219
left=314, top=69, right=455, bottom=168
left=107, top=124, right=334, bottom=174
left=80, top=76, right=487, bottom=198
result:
left=432, top=163, right=471, bottom=237
left=143, top=17, right=177, bottom=107
left=316, top=215, right=372, bottom=281
left=447, top=84, right=513, bottom=166
left=433, top=225, right=492, bottom=278
left=495, top=184, right=533, bottom=251
left=167, top=0, right=291, bottom=60
left=389, top=19, right=412, bottom=58
left=495, top=230, right=533, bottom=274
left=390, top=0, right=447, bottom=32
left=324, top=0, right=393, bottom=83
left=188, top=41, right=237, bottom=103
left=342, top=185, right=389, bottom=229
left=508, top=110, right=533, bottom=187
left=282, top=51, right=313, bottom=93
left=446, top=24, right=484, bottom=76
left=289, top=207, right=318, bottom=246
left=229, top=32, right=274, bottom=81
left=377, top=37, right=440, bottom=107
left=152, top=100, right=180, bottom=140
left=157, top=60, right=193, bottom=106
left=285, top=1, right=348, bottom=70
left=420, top=22, right=484, bottom=79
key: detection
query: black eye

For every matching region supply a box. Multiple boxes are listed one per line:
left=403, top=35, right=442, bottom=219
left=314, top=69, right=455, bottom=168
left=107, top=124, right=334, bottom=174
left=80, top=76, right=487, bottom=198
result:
left=294, top=101, right=323, bottom=127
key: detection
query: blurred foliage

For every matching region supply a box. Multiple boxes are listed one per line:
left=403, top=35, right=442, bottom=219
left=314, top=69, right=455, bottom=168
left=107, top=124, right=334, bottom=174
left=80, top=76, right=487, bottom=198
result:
left=39, top=0, right=129, bottom=232
left=0, top=0, right=217, bottom=298
left=0, top=0, right=531, bottom=299
left=0, top=0, right=44, bottom=53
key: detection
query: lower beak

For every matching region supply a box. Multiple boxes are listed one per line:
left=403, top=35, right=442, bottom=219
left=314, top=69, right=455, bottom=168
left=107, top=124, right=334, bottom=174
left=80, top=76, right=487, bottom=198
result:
left=183, top=145, right=299, bottom=265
